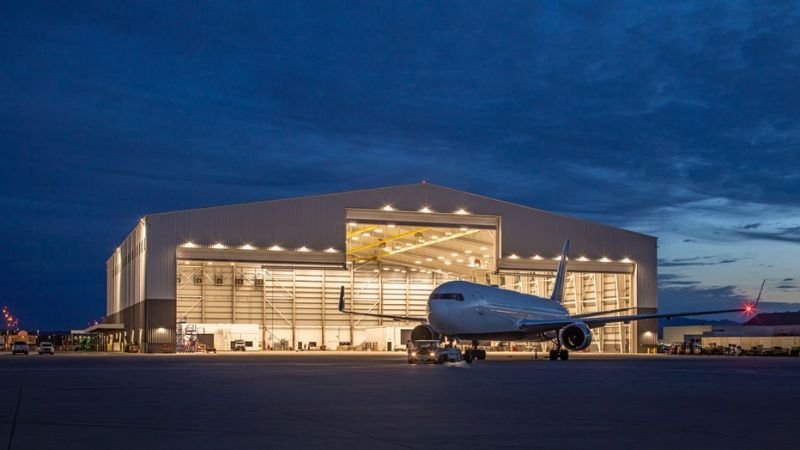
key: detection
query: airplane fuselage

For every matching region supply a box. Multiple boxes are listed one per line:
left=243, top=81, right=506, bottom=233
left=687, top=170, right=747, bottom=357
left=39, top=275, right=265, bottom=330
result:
left=426, top=280, right=569, bottom=341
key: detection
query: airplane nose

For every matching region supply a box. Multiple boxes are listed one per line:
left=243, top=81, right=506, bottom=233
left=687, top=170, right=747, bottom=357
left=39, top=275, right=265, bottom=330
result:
left=427, top=301, right=449, bottom=328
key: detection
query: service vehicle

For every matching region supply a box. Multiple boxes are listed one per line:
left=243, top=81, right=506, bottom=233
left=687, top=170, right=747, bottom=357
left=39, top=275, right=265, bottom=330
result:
left=233, top=340, right=246, bottom=351
left=38, top=342, right=55, bottom=355
left=407, top=340, right=464, bottom=364
left=11, top=341, right=29, bottom=355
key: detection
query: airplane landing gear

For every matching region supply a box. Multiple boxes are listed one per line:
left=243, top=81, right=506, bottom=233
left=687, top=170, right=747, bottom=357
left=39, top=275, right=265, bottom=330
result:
left=549, top=344, right=569, bottom=361
left=464, top=340, right=486, bottom=363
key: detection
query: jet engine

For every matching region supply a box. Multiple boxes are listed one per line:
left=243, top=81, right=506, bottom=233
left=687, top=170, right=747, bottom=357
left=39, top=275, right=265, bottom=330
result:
left=558, top=322, right=592, bottom=351
left=410, top=324, right=441, bottom=342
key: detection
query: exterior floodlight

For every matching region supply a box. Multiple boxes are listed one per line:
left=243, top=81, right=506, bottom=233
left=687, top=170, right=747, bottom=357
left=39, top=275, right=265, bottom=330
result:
left=599, top=257, right=611, bottom=263
left=181, top=242, right=198, bottom=248
left=577, top=256, right=589, bottom=262
left=268, top=245, right=284, bottom=251
left=508, top=254, right=520, bottom=259
left=454, top=208, right=469, bottom=215
left=297, top=246, right=311, bottom=252
left=382, top=205, right=395, bottom=211
left=240, top=244, right=255, bottom=250
left=324, top=248, right=338, bottom=253
left=621, top=257, right=633, bottom=263
left=212, top=243, right=226, bottom=249
left=419, top=206, right=433, bottom=213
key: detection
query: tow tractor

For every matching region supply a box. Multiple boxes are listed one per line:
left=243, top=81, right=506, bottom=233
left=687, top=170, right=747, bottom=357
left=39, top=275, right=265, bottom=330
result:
left=407, top=340, right=463, bottom=364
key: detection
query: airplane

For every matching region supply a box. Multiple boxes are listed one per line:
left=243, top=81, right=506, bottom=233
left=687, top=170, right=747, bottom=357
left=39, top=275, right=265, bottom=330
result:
left=339, top=240, right=764, bottom=362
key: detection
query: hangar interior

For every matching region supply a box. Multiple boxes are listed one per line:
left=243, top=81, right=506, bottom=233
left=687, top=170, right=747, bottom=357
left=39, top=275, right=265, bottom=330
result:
left=174, top=207, right=634, bottom=353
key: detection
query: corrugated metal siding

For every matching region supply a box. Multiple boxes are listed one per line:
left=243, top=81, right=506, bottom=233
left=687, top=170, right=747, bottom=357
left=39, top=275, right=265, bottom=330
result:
left=106, top=220, right=147, bottom=316
left=142, top=184, right=657, bottom=309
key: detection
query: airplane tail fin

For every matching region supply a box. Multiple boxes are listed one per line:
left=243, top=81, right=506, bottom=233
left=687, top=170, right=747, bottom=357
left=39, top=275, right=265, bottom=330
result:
left=550, top=239, right=570, bottom=303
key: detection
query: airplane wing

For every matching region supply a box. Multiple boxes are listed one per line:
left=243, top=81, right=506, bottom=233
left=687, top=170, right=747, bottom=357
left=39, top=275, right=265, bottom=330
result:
left=337, top=286, right=428, bottom=322
left=518, top=306, right=752, bottom=333
left=570, top=307, right=639, bottom=319
left=519, top=280, right=765, bottom=333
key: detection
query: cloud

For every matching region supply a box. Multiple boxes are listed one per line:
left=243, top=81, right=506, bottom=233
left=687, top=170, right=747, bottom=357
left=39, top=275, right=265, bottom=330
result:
left=659, top=255, right=740, bottom=267
left=736, top=226, right=800, bottom=244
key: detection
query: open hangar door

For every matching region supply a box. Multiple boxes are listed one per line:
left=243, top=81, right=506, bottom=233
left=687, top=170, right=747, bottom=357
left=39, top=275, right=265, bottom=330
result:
left=346, top=208, right=637, bottom=353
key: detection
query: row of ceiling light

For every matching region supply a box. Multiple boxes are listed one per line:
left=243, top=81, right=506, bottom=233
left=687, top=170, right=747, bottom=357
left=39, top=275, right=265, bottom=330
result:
left=376, top=205, right=471, bottom=215
left=505, top=254, right=633, bottom=263
left=180, top=242, right=339, bottom=253
left=179, top=242, right=633, bottom=264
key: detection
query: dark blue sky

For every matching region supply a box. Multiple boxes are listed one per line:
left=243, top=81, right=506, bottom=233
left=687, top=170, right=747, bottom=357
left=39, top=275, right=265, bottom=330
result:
left=2, top=1, right=799, bottom=330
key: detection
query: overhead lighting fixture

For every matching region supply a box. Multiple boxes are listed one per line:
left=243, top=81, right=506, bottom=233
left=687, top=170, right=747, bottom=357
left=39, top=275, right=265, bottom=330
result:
left=553, top=256, right=563, bottom=261
left=387, top=224, right=396, bottom=228
left=621, top=257, right=633, bottom=263
left=459, top=227, right=468, bottom=231
left=357, top=259, right=366, bottom=263
left=577, top=256, right=589, bottom=262
left=362, top=232, right=370, bottom=237
left=531, top=255, right=543, bottom=260
left=374, top=228, right=383, bottom=233
left=444, top=231, right=453, bottom=236
left=456, top=259, right=464, bottom=263
left=425, top=258, right=433, bottom=262
left=382, top=205, right=395, bottom=211
left=414, top=260, right=422, bottom=264
left=297, top=246, right=311, bottom=252
left=181, top=242, right=198, bottom=248
left=508, top=254, right=520, bottom=260
left=454, top=208, right=470, bottom=215
left=240, top=244, right=255, bottom=250
left=464, top=250, right=472, bottom=254
left=268, top=245, right=284, bottom=251
left=419, top=206, right=433, bottom=213
left=436, top=256, right=444, bottom=260
left=347, top=222, right=358, bottom=227
left=599, top=257, right=610, bottom=262
left=431, top=235, right=439, bottom=239
left=351, top=236, right=360, bottom=241
left=383, top=267, right=391, bottom=271
left=212, top=243, right=226, bottom=249
left=444, top=261, right=452, bottom=265
left=324, top=247, right=338, bottom=253
left=483, top=254, right=490, bottom=258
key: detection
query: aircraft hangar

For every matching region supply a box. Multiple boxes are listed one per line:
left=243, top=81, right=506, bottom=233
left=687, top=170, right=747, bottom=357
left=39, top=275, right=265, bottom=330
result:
left=104, top=183, right=657, bottom=353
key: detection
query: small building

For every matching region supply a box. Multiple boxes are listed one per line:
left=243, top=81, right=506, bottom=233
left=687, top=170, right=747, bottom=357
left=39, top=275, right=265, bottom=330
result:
left=699, top=311, right=800, bottom=351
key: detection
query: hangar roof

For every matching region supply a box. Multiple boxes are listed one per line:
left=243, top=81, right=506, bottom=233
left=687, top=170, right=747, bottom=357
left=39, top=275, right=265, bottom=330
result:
left=148, top=182, right=654, bottom=238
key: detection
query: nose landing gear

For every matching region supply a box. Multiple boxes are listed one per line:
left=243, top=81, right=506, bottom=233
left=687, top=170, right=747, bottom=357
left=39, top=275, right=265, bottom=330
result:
left=464, top=339, right=487, bottom=363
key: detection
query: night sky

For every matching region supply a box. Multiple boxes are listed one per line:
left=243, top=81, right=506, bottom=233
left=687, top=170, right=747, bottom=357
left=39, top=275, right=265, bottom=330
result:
left=2, top=1, right=799, bottom=330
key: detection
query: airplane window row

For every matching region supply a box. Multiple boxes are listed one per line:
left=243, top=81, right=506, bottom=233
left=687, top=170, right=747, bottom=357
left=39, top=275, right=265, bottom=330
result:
left=429, top=293, right=465, bottom=301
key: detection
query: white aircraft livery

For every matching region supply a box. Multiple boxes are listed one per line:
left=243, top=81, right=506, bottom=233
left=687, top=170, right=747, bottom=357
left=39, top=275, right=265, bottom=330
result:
left=339, top=240, right=763, bottom=361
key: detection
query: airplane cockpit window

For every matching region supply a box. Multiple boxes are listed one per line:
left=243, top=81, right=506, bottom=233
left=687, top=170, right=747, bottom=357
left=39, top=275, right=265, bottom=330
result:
left=429, top=293, right=464, bottom=301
